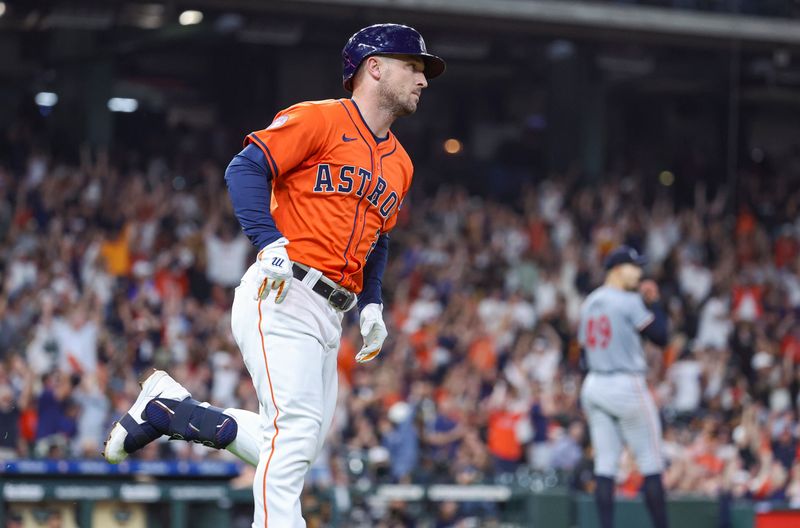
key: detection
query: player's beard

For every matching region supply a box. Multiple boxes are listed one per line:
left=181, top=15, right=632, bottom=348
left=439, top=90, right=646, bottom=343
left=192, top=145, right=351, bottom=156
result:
left=378, top=81, right=418, bottom=118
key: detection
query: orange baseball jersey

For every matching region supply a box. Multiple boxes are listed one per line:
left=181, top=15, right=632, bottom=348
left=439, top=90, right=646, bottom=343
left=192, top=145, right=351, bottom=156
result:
left=244, top=98, right=413, bottom=293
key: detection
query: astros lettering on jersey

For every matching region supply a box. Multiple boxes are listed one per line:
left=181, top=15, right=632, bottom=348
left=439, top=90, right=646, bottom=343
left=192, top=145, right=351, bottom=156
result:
left=244, top=98, right=413, bottom=292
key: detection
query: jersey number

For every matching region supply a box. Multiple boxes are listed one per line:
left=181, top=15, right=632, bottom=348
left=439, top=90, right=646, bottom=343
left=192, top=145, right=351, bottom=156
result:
left=586, top=316, right=611, bottom=350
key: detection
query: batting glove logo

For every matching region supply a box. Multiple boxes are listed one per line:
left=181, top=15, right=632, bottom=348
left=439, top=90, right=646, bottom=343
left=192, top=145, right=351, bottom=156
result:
left=255, top=237, right=293, bottom=303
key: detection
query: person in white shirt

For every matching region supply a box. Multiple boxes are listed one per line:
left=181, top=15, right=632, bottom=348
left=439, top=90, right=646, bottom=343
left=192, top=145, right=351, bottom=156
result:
left=204, top=218, right=251, bottom=288
left=53, top=302, right=99, bottom=375
left=667, top=346, right=703, bottom=418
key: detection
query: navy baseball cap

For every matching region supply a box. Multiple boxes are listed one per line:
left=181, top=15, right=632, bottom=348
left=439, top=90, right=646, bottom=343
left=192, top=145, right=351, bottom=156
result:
left=604, top=245, right=648, bottom=271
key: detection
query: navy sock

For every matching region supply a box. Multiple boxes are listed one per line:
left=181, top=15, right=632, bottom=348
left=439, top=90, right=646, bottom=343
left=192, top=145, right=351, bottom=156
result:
left=595, top=476, right=615, bottom=528
left=718, top=491, right=732, bottom=528
left=642, top=474, right=668, bottom=528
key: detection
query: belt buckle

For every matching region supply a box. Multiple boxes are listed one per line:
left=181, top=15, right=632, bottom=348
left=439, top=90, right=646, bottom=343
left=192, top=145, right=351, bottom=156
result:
left=327, top=289, right=352, bottom=311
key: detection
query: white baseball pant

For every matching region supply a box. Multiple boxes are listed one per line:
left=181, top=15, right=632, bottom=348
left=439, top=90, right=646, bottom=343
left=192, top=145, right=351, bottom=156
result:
left=223, top=261, right=343, bottom=528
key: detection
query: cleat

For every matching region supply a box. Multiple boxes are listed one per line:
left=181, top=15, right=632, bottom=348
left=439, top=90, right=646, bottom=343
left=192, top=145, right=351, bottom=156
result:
left=102, top=370, right=190, bottom=464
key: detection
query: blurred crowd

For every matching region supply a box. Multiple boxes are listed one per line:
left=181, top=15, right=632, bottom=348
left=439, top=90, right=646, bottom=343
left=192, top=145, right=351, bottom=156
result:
left=2, top=121, right=800, bottom=523
left=601, top=0, right=800, bottom=18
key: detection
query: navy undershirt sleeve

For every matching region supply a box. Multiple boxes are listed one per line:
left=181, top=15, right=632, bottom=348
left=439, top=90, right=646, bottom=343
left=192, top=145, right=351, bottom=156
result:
left=358, top=234, right=389, bottom=312
left=224, top=144, right=283, bottom=250
left=640, top=302, right=668, bottom=347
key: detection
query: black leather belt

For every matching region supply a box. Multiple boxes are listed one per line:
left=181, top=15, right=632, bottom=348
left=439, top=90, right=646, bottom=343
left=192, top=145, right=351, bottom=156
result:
left=292, top=264, right=356, bottom=311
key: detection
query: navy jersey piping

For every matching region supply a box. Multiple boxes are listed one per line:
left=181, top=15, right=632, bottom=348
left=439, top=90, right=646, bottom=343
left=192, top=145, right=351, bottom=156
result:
left=248, top=134, right=279, bottom=178
left=349, top=98, right=391, bottom=143
left=337, top=100, right=374, bottom=284
left=352, top=143, right=398, bottom=268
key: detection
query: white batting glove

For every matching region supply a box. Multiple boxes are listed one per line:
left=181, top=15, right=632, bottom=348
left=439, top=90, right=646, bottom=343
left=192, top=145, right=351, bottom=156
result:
left=356, top=303, right=387, bottom=363
left=254, top=237, right=293, bottom=303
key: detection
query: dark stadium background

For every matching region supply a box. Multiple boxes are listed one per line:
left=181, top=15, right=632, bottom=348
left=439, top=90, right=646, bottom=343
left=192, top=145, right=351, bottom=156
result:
left=2, top=1, right=800, bottom=527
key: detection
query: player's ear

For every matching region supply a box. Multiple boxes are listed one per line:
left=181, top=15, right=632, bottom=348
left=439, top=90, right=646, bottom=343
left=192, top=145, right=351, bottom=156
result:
left=364, top=56, right=383, bottom=82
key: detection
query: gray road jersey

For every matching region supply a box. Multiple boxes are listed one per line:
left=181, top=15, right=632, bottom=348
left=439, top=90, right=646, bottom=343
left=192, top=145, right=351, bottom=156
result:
left=578, top=286, right=654, bottom=373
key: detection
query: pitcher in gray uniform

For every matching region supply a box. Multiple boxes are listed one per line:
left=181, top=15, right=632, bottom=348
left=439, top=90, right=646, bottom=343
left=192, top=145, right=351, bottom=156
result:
left=579, top=245, right=669, bottom=528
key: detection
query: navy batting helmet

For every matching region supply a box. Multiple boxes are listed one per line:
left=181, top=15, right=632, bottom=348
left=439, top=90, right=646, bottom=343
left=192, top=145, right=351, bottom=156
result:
left=342, top=24, right=445, bottom=92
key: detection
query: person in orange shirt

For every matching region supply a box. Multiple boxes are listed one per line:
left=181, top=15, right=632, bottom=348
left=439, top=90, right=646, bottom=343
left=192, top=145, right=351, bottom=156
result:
left=103, top=24, right=444, bottom=527
left=99, top=224, right=132, bottom=277
left=487, top=409, right=524, bottom=473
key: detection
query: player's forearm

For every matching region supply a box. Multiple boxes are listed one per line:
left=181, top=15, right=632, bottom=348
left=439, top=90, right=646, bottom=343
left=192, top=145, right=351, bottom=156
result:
left=641, top=302, right=668, bottom=346
left=358, top=234, right=389, bottom=312
left=224, top=144, right=284, bottom=249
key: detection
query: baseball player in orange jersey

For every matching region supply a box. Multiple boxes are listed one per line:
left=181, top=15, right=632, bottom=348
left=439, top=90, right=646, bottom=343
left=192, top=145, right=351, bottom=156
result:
left=103, top=24, right=444, bottom=527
